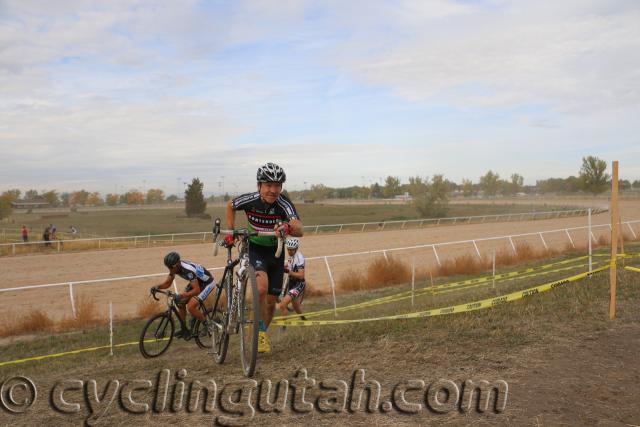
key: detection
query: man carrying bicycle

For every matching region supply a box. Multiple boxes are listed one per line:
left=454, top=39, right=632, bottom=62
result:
left=279, top=237, right=307, bottom=323
left=226, top=162, right=303, bottom=352
left=151, top=251, right=215, bottom=338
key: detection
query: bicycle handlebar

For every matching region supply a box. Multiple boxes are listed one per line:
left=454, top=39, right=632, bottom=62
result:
left=151, top=288, right=175, bottom=301
left=212, top=217, right=284, bottom=258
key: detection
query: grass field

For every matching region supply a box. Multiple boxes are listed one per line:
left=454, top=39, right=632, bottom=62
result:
left=2, top=201, right=579, bottom=240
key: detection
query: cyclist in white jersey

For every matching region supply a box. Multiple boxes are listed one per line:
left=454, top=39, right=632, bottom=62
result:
left=279, top=237, right=307, bottom=322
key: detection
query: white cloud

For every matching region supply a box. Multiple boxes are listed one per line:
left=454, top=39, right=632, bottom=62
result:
left=331, top=0, right=640, bottom=115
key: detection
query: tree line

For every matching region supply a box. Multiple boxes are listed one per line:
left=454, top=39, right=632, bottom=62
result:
left=1, top=156, right=637, bottom=220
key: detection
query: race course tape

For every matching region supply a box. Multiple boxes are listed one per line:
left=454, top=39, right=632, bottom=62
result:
left=271, top=265, right=610, bottom=326
left=276, top=255, right=601, bottom=321
left=0, top=339, right=165, bottom=368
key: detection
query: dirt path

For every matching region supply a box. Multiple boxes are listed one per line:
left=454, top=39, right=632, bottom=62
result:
left=1, top=200, right=639, bottom=320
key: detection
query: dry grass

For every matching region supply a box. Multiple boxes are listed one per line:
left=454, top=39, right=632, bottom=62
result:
left=338, top=255, right=411, bottom=292
left=337, top=240, right=597, bottom=294
left=136, top=296, right=163, bottom=318
left=435, top=253, right=486, bottom=277
left=58, top=297, right=103, bottom=331
left=0, top=310, right=54, bottom=337
left=302, top=281, right=325, bottom=297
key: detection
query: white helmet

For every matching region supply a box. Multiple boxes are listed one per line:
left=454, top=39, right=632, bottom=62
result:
left=285, top=237, right=299, bottom=249
left=256, top=162, right=286, bottom=183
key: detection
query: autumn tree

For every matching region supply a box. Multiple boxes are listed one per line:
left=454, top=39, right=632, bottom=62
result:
left=383, top=176, right=401, bottom=198
left=479, top=170, right=500, bottom=196
left=105, top=194, right=119, bottom=206
left=413, top=174, right=450, bottom=217
left=579, top=156, right=609, bottom=194
left=87, top=192, right=103, bottom=205
left=70, top=190, right=90, bottom=206
left=462, top=179, right=474, bottom=197
left=126, top=190, right=145, bottom=205
left=146, top=188, right=165, bottom=204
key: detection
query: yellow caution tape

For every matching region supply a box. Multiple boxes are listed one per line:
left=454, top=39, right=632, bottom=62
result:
left=279, top=255, right=603, bottom=320
left=271, top=265, right=609, bottom=326
left=0, top=339, right=166, bottom=368
left=624, top=266, right=640, bottom=273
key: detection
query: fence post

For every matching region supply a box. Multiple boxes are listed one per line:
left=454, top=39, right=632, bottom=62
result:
left=57, top=240, right=61, bottom=252
left=12, top=243, right=15, bottom=255
left=98, top=239, right=101, bottom=249
left=315, top=225, right=319, bottom=234
left=202, top=232, right=207, bottom=242
left=134, top=236, right=137, bottom=247
left=109, top=302, right=114, bottom=356
left=339, top=225, right=343, bottom=233
left=565, top=229, right=575, bottom=249
left=627, top=223, right=637, bottom=239
left=432, top=245, right=441, bottom=267
left=472, top=240, right=482, bottom=260
left=69, top=282, right=77, bottom=319
left=383, top=250, right=389, bottom=262
left=361, top=223, right=366, bottom=232
left=492, top=250, right=496, bottom=288
left=148, top=235, right=151, bottom=247
left=381, top=222, right=386, bottom=230
left=324, top=257, right=338, bottom=317
left=508, top=236, right=517, bottom=255
left=411, top=257, right=415, bottom=307
left=587, top=208, right=593, bottom=271
left=401, top=221, right=406, bottom=229
left=538, top=233, right=548, bottom=251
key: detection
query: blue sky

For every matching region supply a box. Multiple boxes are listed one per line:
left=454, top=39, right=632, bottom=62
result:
left=1, top=0, right=639, bottom=195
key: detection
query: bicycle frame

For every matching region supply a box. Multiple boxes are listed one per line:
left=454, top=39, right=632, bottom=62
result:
left=154, top=289, right=209, bottom=340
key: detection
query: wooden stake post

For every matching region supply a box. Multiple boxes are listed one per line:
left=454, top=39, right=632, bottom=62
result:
left=609, top=161, right=619, bottom=320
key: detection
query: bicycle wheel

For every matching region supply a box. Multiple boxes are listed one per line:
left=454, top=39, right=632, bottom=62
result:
left=139, top=312, right=174, bottom=358
left=193, top=318, right=212, bottom=349
left=211, top=276, right=231, bottom=363
left=239, top=264, right=259, bottom=377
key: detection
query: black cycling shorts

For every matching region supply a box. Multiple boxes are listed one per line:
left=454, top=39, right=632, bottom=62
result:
left=249, top=243, right=285, bottom=296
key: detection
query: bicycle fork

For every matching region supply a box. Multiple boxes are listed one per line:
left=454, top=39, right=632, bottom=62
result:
left=227, top=256, right=248, bottom=334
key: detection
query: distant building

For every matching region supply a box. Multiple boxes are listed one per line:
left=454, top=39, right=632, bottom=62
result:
left=11, top=199, right=50, bottom=209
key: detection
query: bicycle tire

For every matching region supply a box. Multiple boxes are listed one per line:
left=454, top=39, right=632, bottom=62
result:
left=239, top=264, right=259, bottom=377
left=139, top=312, right=174, bottom=358
left=211, top=275, right=231, bottom=364
left=193, top=318, right=212, bottom=350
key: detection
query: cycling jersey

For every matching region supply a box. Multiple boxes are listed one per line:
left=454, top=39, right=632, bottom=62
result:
left=287, top=251, right=305, bottom=288
left=231, top=192, right=299, bottom=246
left=286, top=251, right=306, bottom=299
left=171, top=260, right=214, bottom=291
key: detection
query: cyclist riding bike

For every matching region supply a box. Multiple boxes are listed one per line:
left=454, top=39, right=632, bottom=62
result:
left=151, top=251, right=216, bottom=338
left=226, top=162, right=304, bottom=353
left=279, top=237, right=307, bottom=323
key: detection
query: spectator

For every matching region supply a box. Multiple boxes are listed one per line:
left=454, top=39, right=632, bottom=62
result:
left=21, top=225, right=28, bottom=242
left=43, top=226, right=51, bottom=247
